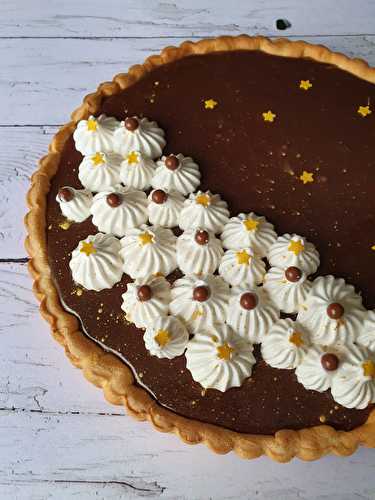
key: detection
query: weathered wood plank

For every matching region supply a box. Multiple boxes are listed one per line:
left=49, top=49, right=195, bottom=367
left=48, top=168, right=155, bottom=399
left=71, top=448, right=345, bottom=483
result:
left=1, top=36, right=375, bottom=126
left=1, top=0, right=375, bottom=38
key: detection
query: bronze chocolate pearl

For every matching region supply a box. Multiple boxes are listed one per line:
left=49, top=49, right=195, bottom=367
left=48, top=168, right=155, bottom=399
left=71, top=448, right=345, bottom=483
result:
left=106, top=193, right=122, bottom=207
left=58, top=187, right=74, bottom=202
left=327, top=302, right=345, bottom=319
left=195, top=230, right=210, bottom=245
left=124, top=117, right=139, bottom=131
left=137, top=285, right=152, bottom=302
left=165, top=155, right=180, bottom=171
left=321, top=353, right=339, bottom=371
left=285, top=266, right=302, bottom=282
left=151, top=189, right=168, bottom=204
left=240, top=292, right=258, bottom=310
left=193, top=285, right=210, bottom=302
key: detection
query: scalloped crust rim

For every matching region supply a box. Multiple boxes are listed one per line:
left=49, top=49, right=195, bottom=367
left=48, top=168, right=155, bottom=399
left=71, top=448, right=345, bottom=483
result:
left=25, top=35, right=375, bottom=462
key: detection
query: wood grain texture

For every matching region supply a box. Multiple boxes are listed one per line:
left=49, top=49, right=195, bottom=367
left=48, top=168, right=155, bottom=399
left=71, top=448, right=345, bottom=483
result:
left=1, top=36, right=375, bottom=126
left=1, top=0, right=375, bottom=38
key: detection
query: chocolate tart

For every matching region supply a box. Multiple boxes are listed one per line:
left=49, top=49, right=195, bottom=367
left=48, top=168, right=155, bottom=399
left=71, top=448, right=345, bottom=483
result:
left=25, top=35, right=375, bottom=462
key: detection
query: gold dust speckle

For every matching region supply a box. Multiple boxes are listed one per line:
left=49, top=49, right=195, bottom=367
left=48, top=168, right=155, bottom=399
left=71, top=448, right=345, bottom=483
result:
left=98, top=308, right=103, bottom=314
left=371, top=245, right=375, bottom=251
left=71, top=287, right=83, bottom=297
left=358, top=105, right=371, bottom=117
left=319, top=415, right=327, bottom=423
left=58, top=219, right=72, bottom=231
left=299, top=80, right=312, bottom=90
left=300, top=171, right=314, bottom=184
left=262, top=110, right=276, bottom=122
left=48, top=224, right=52, bottom=230
left=204, top=98, right=218, bottom=110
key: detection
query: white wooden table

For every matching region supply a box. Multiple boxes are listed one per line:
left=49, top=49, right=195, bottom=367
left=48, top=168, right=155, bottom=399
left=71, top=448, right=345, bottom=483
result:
left=1, top=1, right=375, bottom=498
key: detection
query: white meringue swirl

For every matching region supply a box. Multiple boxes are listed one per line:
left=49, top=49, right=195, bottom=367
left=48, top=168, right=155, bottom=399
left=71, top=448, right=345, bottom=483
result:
left=169, top=274, right=230, bottom=333
left=179, top=191, right=229, bottom=234
left=143, top=316, right=189, bottom=359
left=263, top=266, right=312, bottom=314
left=113, top=116, right=166, bottom=159
left=78, top=151, right=122, bottom=192
left=185, top=324, right=255, bottom=392
left=268, top=234, right=320, bottom=275
left=176, top=228, right=223, bottom=275
left=152, top=154, right=201, bottom=195
left=73, top=114, right=119, bottom=155
left=148, top=189, right=185, bottom=228
left=119, top=225, right=177, bottom=279
left=331, top=345, right=375, bottom=409
left=219, top=248, right=266, bottom=287
left=261, top=318, right=310, bottom=369
left=357, top=310, right=375, bottom=352
left=90, top=185, right=148, bottom=237
left=56, top=187, right=92, bottom=223
left=297, top=275, right=365, bottom=345
left=121, top=276, right=171, bottom=329
left=221, top=212, right=277, bottom=257
left=69, top=233, right=123, bottom=291
left=226, top=287, right=279, bottom=343
left=120, top=150, right=156, bottom=190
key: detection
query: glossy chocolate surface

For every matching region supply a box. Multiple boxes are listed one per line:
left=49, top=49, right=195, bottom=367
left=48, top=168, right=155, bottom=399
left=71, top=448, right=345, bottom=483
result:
left=46, top=50, right=375, bottom=434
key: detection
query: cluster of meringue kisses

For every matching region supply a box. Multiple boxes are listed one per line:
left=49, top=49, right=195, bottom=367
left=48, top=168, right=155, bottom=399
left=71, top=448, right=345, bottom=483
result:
left=56, top=113, right=375, bottom=410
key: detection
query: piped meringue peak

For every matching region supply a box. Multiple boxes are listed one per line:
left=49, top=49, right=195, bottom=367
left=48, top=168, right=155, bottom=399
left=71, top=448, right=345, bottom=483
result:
left=113, top=116, right=166, bottom=159
left=56, top=187, right=92, bottom=223
left=176, top=227, right=224, bottom=275
left=78, top=151, right=122, bottom=192
left=121, top=276, right=171, bottom=329
left=185, top=323, right=255, bottom=392
left=143, top=316, right=189, bottom=359
left=268, top=233, right=320, bottom=275
left=221, top=212, right=277, bottom=257
left=148, top=189, right=185, bottom=228
left=358, top=311, right=375, bottom=352
left=73, top=114, right=119, bottom=155
left=297, top=275, right=365, bottom=345
left=179, top=191, right=230, bottom=233
left=152, top=154, right=201, bottom=195
left=169, top=274, right=230, bottom=333
left=219, top=248, right=266, bottom=287
left=120, top=150, right=156, bottom=190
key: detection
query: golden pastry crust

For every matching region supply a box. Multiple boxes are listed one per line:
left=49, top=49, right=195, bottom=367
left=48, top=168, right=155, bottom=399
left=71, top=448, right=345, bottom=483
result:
left=25, top=35, right=375, bottom=462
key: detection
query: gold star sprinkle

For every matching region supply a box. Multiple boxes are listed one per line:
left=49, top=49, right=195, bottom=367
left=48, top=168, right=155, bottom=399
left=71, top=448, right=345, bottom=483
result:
left=289, top=331, right=304, bottom=347
left=204, top=99, right=218, bottom=110
left=217, top=343, right=235, bottom=361
left=363, top=360, right=375, bottom=378
left=300, top=171, right=314, bottom=184
left=126, top=151, right=139, bottom=165
left=358, top=105, right=372, bottom=117
left=80, top=241, right=96, bottom=256
left=195, top=193, right=211, bottom=206
left=58, top=219, right=72, bottom=231
left=371, top=245, right=375, bottom=251
left=288, top=239, right=305, bottom=256
left=236, top=250, right=251, bottom=265
left=91, top=152, right=105, bottom=166
left=154, top=329, right=170, bottom=347
left=138, top=232, right=154, bottom=246
left=87, top=118, right=97, bottom=131
left=299, top=80, right=312, bottom=90
left=243, top=218, right=260, bottom=232
left=262, top=110, right=276, bottom=122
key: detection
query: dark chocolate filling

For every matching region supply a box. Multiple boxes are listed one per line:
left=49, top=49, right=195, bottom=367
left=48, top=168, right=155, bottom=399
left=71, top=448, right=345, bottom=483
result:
left=46, top=50, right=375, bottom=434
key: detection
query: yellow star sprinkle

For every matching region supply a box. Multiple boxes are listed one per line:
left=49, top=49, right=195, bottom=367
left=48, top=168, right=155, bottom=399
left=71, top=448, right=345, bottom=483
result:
left=87, top=118, right=97, bottom=131
left=288, top=239, right=305, bottom=256
left=243, top=218, right=260, bottom=232
left=363, top=360, right=375, bottom=378
left=154, top=329, right=171, bottom=347
left=289, top=331, right=304, bottom=347
left=80, top=241, right=96, bottom=256
left=236, top=250, right=251, bottom=265
left=195, top=193, right=211, bottom=206
left=300, top=80, right=312, bottom=90
left=126, top=151, right=139, bottom=165
left=138, top=232, right=154, bottom=246
left=204, top=99, right=218, bottom=110
left=91, top=152, right=105, bottom=166
left=358, top=105, right=372, bottom=117
left=262, top=110, right=276, bottom=122
left=300, top=171, right=314, bottom=184
left=217, top=343, right=235, bottom=361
